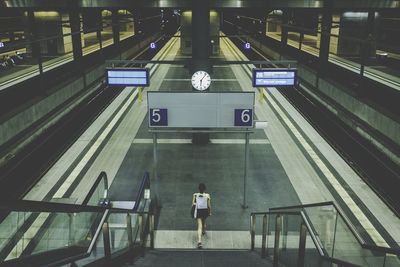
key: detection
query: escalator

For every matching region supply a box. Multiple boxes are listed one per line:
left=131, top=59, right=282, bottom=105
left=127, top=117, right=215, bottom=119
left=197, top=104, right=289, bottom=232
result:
left=0, top=171, right=154, bottom=267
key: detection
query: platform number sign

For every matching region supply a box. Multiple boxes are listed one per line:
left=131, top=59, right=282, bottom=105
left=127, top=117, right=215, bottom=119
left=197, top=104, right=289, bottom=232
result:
left=234, top=109, right=253, bottom=127
left=149, top=108, right=168, bottom=126
left=150, top=42, right=156, bottom=49
left=244, top=42, right=251, bottom=50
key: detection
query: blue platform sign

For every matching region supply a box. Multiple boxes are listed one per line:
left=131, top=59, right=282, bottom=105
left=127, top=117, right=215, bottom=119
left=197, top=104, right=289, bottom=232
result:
left=253, top=68, right=297, bottom=87
left=244, top=42, right=251, bottom=50
left=149, top=108, right=168, bottom=126
left=150, top=42, right=156, bottom=49
left=234, top=109, right=253, bottom=127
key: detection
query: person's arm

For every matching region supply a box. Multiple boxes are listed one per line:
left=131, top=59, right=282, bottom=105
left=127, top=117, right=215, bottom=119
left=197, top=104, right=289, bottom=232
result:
left=208, top=195, right=211, bottom=215
left=192, top=193, right=196, bottom=206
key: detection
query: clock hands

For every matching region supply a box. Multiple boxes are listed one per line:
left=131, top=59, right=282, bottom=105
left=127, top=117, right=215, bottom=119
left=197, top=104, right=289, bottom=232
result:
left=199, top=73, right=207, bottom=88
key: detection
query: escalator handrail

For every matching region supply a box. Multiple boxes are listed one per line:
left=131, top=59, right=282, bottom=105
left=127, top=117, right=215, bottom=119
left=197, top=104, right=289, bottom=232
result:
left=133, top=171, right=150, bottom=210
left=0, top=199, right=145, bottom=214
left=269, top=201, right=400, bottom=255
left=82, top=171, right=108, bottom=205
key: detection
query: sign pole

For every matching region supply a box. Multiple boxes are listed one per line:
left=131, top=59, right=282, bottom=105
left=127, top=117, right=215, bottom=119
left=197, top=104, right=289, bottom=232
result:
left=242, top=131, right=250, bottom=209
left=153, top=132, right=158, bottom=179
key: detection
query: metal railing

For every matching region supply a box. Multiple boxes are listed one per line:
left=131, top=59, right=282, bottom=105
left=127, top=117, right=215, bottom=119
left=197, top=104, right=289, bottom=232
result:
left=250, top=201, right=400, bottom=267
left=0, top=171, right=154, bottom=267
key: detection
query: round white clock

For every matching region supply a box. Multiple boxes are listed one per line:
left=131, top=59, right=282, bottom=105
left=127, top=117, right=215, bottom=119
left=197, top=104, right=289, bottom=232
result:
left=191, top=70, right=211, bottom=91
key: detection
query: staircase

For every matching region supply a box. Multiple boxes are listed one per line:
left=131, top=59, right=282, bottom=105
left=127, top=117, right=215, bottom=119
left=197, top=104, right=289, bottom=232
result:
left=125, top=250, right=273, bottom=267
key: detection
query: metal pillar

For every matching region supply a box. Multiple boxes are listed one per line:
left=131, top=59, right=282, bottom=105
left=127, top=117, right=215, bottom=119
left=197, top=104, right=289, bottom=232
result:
left=250, top=214, right=256, bottom=250
left=153, top=133, right=158, bottom=179
left=242, top=132, right=250, bottom=208
left=127, top=214, right=133, bottom=249
left=297, top=222, right=307, bottom=267
left=273, top=215, right=282, bottom=267
left=261, top=214, right=268, bottom=258
left=102, top=222, right=111, bottom=260
left=150, top=214, right=155, bottom=249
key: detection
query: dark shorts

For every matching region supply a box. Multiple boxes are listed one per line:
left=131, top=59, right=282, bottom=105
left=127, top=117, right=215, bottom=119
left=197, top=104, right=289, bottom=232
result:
left=196, top=208, right=209, bottom=219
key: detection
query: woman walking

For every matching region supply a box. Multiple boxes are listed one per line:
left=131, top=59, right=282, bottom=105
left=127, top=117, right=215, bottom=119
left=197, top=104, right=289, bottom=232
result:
left=192, top=183, right=211, bottom=249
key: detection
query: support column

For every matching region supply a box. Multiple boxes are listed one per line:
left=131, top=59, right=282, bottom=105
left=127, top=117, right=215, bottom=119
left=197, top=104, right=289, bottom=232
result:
left=112, top=10, right=120, bottom=46
left=281, top=10, right=289, bottom=47
left=191, top=0, right=211, bottom=145
left=69, top=9, right=83, bottom=61
left=318, top=9, right=332, bottom=72
left=191, top=0, right=210, bottom=73
left=26, top=11, right=43, bottom=73
left=360, top=11, right=376, bottom=75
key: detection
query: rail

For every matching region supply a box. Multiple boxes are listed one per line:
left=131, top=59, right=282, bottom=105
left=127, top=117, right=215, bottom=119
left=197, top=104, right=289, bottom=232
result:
left=269, top=201, right=400, bottom=255
left=250, top=202, right=400, bottom=267
left=0, top=171, right=154, bottom=267
left=82, top=171, right=109, bottom=205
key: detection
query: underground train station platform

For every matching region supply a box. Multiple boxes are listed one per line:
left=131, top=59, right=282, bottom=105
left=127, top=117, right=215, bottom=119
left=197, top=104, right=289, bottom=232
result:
left=0, top=1, right=399, bottom=267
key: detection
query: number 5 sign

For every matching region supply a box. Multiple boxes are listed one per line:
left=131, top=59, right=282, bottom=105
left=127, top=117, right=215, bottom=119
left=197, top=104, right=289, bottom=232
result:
left=234, top=109, right=253, bottom=127
left=149, top=108, right=168, bottom=126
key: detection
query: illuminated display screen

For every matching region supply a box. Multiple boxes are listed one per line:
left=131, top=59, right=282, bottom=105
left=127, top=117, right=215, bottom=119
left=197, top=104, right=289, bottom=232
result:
left=253, top=69, right=297, bottom=87
left=106, top=68, right=149, bottom=86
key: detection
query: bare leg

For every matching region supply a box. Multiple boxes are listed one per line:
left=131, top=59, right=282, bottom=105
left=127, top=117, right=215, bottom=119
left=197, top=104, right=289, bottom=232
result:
left=202, top=218, right=206, bottom=234
left=197, top=218, right=203, bottom=244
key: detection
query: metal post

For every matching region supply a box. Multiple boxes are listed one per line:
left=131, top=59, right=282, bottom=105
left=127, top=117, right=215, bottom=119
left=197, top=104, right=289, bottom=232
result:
left=282, top=215, right=288, bottom=251
left=153, top=133, right=158, bottom=179
left=273, top=215, right=281, bottom=267
left=138, top=214, right=145, bottom=256
left=297, top=222, right=307, bottom=267
left=258, top=88, right=264, bottom=102
left=331, top=211, right=339, bottom=258
left=138, top=88, right=143, bottom=102
left=262, top=215, right=267, bottom=258
left=102, top=222, right=111, bottom=260
left=150, top=214, right=155, bottom=249
left=242, top=132, right=250, bottom=208
left=127, top=214, right=133, bottom=249
left=68, top=213, right=74, bottom=245
left=250, top=214, right=256, bottom=251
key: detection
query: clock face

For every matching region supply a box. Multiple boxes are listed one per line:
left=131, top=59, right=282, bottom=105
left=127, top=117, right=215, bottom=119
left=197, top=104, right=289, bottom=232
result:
left=191, top=71, right=211, bottom=91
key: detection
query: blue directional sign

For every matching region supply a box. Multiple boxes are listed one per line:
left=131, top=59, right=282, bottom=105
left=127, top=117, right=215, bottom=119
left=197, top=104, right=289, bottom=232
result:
left=106, top=68, right=149, bottom=87
left=149, top=108, right=168, bottom=126
left=244, top=42, right=251, bottom=50
left=253, top=68, right=297, bottom=87
left=234, top=109, right=253, bottom=127
left=150, top=42, right=156, bottom=49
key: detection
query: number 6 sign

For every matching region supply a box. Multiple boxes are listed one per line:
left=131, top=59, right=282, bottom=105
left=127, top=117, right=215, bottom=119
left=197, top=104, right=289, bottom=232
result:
left=234, top=109, right=253, bottom=127
left=149, top=108, right=168, bottom=126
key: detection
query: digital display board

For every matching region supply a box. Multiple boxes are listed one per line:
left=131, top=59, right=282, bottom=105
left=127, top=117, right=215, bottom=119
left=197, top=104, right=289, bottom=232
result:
left=106, top=68, right=149, bottom=87
left=253, top=68, right=297, bottom=87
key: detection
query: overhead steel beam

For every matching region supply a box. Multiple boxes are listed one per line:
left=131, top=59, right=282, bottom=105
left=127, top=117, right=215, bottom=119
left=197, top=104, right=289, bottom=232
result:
left=2, top=0, right=400, bottom=9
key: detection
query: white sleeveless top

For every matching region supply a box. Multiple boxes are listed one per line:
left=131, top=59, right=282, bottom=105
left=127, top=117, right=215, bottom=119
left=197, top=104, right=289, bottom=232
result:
left=194, top=193, right=210, bottom=209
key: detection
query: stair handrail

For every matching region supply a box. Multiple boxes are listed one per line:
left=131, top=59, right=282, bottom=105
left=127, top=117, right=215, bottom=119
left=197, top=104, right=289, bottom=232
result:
left=269, top=201, right=400, bottom=255
left=250, top=210, right=361, bottom=267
